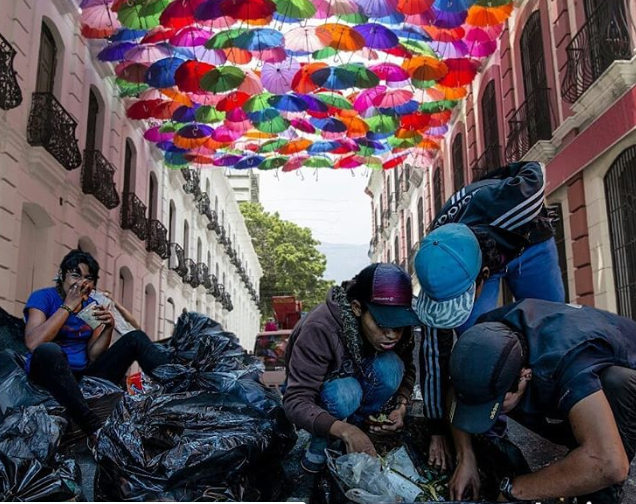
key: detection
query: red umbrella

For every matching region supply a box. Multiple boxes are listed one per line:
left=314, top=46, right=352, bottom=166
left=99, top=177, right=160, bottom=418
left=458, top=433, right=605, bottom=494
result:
left=396, top=0, right=434, bottom=15
left=217, top=91, right=251, bottom=111
left=400, top=111, right=430, bottom=130
left=219, top=0, right=277, bottom=20
left=160, top=0, right=207, bottom=28
left=175, top=60, right=216, bottom=93
left=141, top=26, right=176, bottom=44
left=126, top=99, right=165, bottom=120
left=438, top=58, right=479, bottom=87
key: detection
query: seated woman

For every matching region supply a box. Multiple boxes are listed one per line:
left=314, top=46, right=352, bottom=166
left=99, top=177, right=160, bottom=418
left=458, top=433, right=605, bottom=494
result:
left=23, top=250, right=169, bottom=440
left=283, top=263, right=421, bottom=473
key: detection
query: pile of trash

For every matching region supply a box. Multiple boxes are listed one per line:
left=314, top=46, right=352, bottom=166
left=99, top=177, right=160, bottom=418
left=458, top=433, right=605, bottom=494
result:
left=94, top=311, right=297, bottom=501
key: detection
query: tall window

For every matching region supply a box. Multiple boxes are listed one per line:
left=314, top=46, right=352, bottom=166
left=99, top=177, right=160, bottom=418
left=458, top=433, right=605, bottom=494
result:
left=148, top=173, right=157, bottom=221
left=433, top=167, right=443, bottom=216
left=394, top=236, right=400, bottom=265
left=452, top=134, right=465, bottom=191
left=36, top=24, right=57, bottom=94
left=168, top=200, right=176, bottom=242
left=417, top=197, right=424, bottom=239
left=405, top=218, right=412, bottom=254
left=481, top=80, right=501, bottom=172
left=394, top=166, right=400, bottom=199
left=183, top=220, right=189, bottom=258
left=85, top=90, right=100, bottom=153
left=123, top=139, right=136, bottom=194
left=197, top=238, right=202, bottom=263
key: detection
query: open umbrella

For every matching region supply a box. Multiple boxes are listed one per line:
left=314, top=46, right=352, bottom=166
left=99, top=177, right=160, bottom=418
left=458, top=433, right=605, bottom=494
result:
left=310, top=66, right=357, bottom=90
left=234, top=155, right=265, bottom=169
left=124, top=43, right=172, bottom=63
left=269, top=94, right=308, bottom=112
left=219, top=0, right=277, bottom=20
left=195, top=105, right=226, bottom=123
left=115, top=61, right=150, bottom=83
left=365, top=114, right=399, bottom=133
left=314, top=0, right=359, bottom=17
left=396, top=0, right=434, bottom=15
left=261, top=59, right=300, bottom=94
left=234, top=28, right=284, bottom=51
left=217, top=91, right=251, bottom=111
left=370, top=63, right=410, bottom=84
left=117, top=0, right=169, bottom=30
left=466, top=3, right=513, bottom=26
left=433, top=0, right=476, bottom=12
left=275, top=0, right=317, bottom=19
left=282, top=154, right=310, bottom=172
left=285, top=26, right=327, bottom=53
left=170, top=27, right=212, bottom=47
left=338, top=64, right=380, bottom=89
left=315, top=24, right=365, bottom=52
left=259, top=156, right=289, bottom=170
left=174, top=60, right=215, bottom=92
left=438, top=58, right=478, bottom=87
left=243, top=92, right=275, bottom=112
left=353, top=0, right=397, bottom=18
left=200, top=66, right=246, bottom=92
left=290, top=118, right=316, bottom=134
left=354, top=24, right=399, bottom=49
left=371, top=89, right=413, bottom=108
left=145, top=57, right=185, bottom=88
left=97, top=41, right=137, bottom=62
left=303, top=156, right=333, bottom=168
left=403, top=56, right=448, bottom=81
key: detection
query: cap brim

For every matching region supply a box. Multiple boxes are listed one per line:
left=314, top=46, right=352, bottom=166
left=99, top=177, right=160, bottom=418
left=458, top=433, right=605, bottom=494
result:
left=414, top=282, right=475, bottom=329
left=449, top=393, right=504, bottom=434
left=367, top=302, right=422, bottom=328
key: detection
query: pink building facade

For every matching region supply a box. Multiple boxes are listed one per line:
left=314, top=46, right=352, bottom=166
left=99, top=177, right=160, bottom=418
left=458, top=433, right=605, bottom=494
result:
left=0, top=0, right=263, bottom=350
left=368, top=0, right=636, bottom=317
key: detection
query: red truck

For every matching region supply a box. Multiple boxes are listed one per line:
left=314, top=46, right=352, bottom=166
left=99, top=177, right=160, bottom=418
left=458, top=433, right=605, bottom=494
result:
left=253, top=295, right=303, bottom=392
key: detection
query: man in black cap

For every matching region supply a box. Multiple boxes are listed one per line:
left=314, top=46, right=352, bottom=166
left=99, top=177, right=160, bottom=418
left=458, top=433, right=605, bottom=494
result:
left=448, top=299, right=636, bottom=503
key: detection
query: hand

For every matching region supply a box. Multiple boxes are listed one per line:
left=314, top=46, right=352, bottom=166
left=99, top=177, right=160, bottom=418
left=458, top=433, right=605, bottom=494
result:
left=428, top=435, right=453, bottom=472
left=340, top=424, right=377, bottom=457
left=92, top=305, right=114, bottom=328
left=369, top=405, right=406, bottom=435
left=450, top=457, right=480, bottom=500
left=496, top=493, right=508, bottom=502
left=64, top=281, right=91, bottom=312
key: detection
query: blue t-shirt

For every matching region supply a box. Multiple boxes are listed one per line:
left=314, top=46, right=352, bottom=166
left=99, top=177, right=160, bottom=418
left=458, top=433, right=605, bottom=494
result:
left=24, top=287, right=97, bottom=372
left=478, top=299, right=636, bottom=424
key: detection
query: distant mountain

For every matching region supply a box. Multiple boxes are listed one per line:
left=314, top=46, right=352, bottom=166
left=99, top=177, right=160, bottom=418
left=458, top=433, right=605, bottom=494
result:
left=318, top=243, right=370, bottom=284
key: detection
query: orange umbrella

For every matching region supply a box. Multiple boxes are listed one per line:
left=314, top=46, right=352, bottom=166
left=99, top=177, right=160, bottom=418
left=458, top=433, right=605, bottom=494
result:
left=316, top=24, right=365, bottom=52
left=403, top=56, right=448, bottom=81
left=279, top=138, right=313, bottom=154
left=239, top=69, right=264, bottom=95
left=246, top=15, right=273, bottom=25
left=174, top=135, right=210, bottom=150
left=467, top=3, right=514, bottom=27
left=340, top=116, right=369, bottom=137
left=417, top=138, right=440, bottom=150
left=224, top=47, right=252, bottom=64
left=424, top=26, right=465, bottom=42
left=244, top=130, right=277, bottom=139
left=434, top=84, right=468, bottom=100
left=428, top=110, right=452, bottom=127
left=160, top=88, right=194, bottom=107
left=292, top=62, right=328, bottom=93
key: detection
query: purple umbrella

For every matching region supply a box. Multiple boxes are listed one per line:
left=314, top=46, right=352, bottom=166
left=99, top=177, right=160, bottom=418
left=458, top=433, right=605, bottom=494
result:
left=195, top=0, right=224, bottom=20
left=170, top=27, right=213, bottom=47
left=173, top=105, right=200, bottom=123
left=354, top=24, right=399, bottom=49
left=298, top=94, right=329, bottom=113
left=261, top=58, right=301, bottom=94
left=178, top=123, right=214, bottom=138
left=429, top=40, right=469, bottom=58
left=213, top=154, right=243, bottom=166
left=353, top=0, right=397, bottom=18
left=429, top=8, right=467, bottom=28
left=190, top=46, right=228, bottom=65
left=144, top=127, right=174, bottom=143
left=97, top=42, right=137, bottom=62
left=310, top=117, right=347, bottom=133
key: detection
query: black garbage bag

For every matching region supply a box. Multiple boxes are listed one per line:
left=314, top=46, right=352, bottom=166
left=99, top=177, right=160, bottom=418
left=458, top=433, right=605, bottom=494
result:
left=0, top=406, right=83, bottom=501
left=0, top=306, right=27, bottom=355
left=94, top=390, right=296, bottom=501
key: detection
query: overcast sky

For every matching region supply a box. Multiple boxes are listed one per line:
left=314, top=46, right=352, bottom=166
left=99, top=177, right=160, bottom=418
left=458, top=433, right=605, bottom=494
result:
left=258, top=168, right=372, bottom=245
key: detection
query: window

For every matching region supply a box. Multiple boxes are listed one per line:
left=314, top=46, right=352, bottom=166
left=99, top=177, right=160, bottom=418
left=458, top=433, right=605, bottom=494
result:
left=183, top=220, right=189, bottom=258
left=417, top=197, right=424, bottom=239
left=394, top=236, right=400, bottom=265
left=123, top=139, right=136, bottom=194
left=86, top=89, right=100, bottom=153
left=406, top=218, right=412, bottom=254
left=197, top=238, right=202, bottom=263
left=549, top=203, right=570, bottom=302
left=144, top=284, right=157, bottom=339
left=452, top=134, right=465, bottom=192
left=168, top=200, right=176, bottom=242
left=433, top=167, right=443, bottom=216
left=166, top=298, right=176, bottom=337
left=36, top=24, right=57, bottom=94
left=148, top=173, right=157, bottom=221
left=480, top=81, right=501, bottom=174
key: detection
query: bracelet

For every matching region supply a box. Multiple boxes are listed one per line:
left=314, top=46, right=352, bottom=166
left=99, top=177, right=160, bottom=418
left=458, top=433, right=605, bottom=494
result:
left=499, top=476, right=515, bottom=501
left=59, top=304, right=74, bottom=315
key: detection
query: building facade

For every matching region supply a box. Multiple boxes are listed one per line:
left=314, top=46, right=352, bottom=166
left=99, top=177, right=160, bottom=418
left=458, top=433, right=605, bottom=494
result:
left=227, top=171, right=260, bottom=204
left=368, top=0, right=636, bottom=319
left=0, top=0, right=262, bottom=351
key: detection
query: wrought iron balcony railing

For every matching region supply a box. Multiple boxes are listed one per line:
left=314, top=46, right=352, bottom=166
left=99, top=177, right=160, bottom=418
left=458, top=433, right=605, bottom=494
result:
left=27, top=93, right=82, bottom=170
left=505, top=87, right=554, bottom=163
left=182, top=168, right=201, bottom=197
left=169, top=243, right=188, bottom=278
left=207, top=209, right=220, bottom=232
left=146, top=219, right=169, bottom=259
left=183, top=258, right=200, bottom=288
left=121, top=192, right=148, bottom=240
left=81, top=149, right=120, bottom=210
left=562, top=0, right=632, bottom=104
left=0, top=32, right=22, bottom=110
left=196, top=192, right=210, bottom=216
left=219, top=226, right=228, bottom=245
left=198, top=263, right=211, bottom=289
left=471, top=144, right=502, bottom=182
left=208, top=273, right=221, bottom=298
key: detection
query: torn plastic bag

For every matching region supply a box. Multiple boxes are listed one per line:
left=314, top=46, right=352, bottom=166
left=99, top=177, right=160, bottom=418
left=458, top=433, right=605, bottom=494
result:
left=0, top=406, right=82, bottom=501
left=94, top=390, right=296, bottom=501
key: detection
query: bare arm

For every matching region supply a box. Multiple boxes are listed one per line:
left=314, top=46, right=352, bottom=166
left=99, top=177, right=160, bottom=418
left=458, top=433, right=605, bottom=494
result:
left=508, top=391, right=629, bottom=500
left=87, top=306, right=115, bottom=361
left=24, top=308, right=71, bottom=351
left=111, top=298, right=141, bottom=330
left=330, top=420, right=377, bottom=456
left=448, top=386, right=480, bottom=500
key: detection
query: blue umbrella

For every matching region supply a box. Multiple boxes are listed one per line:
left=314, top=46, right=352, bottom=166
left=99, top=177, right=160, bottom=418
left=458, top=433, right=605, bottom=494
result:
left=394, top=25, right=432, bottom=42
left=247, top=108, right=281, bottom=122
left=269, top=94, right=308, bottom=112
left=298, top=94, right=329, bottom=113
left=97, top=42, right=137, bottom=62
left=165, top=151, right=189, bottom=166
left=234, top=155, right=265, bottom=169
left=108, top=29, right=147, bottom=42
left=307, top=141, right=340, bottom=154
left=381, top=100, right=419, bottom=115
left=310, top=117, right=347, bottom=133
left=366, top=131, right=393, bottom=140
left=234, top=29, right=284, bottom=51
left=376, top=13, right=405, bottom=25
left=145, top=57, right=185, bottom=88
left=430, top=8, right=467, bottom=28
left=273, top=12, right=301, bottom=23
left=173, top=105, right=199, bottom=123
left=310, top=67, right=357, bottom=90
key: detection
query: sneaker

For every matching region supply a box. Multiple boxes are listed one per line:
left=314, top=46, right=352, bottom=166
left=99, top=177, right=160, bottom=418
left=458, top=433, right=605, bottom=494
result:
left=301, top=437, right=328, bottom=474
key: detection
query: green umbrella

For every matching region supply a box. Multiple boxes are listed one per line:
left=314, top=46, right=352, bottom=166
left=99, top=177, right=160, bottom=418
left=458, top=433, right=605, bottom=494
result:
left=340, top=12, right=368, bottom=23
left=303, top=156, right=333, bottom=168
left=411, top=78, right=437, bottom=90
left=259, top=156, right=289, bottom=170
left=389, top=135, right=421, bottom=149
left=195, top=105, right=226, bottom=123
left=116, top=78, right=148, bottom=97
left=419, top=100, right=459, bottom=113
left=243, top=92, right=274, bottom=112
left=315, top=93, right=352, bottom=110
left=313, top=47, right=338, bottom=60
left=254, top=116, right=290, bottom=134
left=401, top=39, right=438, bottom=58
left=258, top=138, right=289, bottom=153
left=275, top=0, right=317, bottom=19
left=339, top=64, right=380, bottom=89
left=200, top=66, right=245, bottom=93
left=365, top=114, right=399, bottom=134
left=117, top=0, right=169, bottom=30
left=205, top=28, right=248, bottom=49
left=159, top=121, right=185, bottom=133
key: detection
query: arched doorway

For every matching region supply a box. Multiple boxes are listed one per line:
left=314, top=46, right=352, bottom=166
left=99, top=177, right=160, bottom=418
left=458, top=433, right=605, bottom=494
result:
left=605, top=145, right=636, bottom=319
left=118, top=266, right=134, bottom=312
left=144, top=284, right=157, bottom=340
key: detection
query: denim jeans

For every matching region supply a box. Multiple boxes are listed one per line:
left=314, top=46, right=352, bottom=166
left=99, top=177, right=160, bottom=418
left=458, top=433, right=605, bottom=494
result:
left=456, top=237, right=566, bottom=335
left=305, top=351, right=404, bottom=461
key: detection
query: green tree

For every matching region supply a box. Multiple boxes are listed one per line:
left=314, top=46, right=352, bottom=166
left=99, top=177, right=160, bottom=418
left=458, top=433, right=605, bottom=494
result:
left=240, top=202, right=335, bottom=320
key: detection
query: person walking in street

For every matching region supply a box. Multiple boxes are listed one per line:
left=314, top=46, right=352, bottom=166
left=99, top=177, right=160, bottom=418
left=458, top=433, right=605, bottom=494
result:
left=23, top=249, right=169, bottom=441
left=413, top=161, right=565, bottom=470
left=448, top=299, right=636, bottom=503
left=283, top=263, right=421, bottom=473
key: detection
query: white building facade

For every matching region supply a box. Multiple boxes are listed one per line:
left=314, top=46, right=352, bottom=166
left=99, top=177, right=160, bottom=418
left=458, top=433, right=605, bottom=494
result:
left=0, top=0, right=262, bottom=350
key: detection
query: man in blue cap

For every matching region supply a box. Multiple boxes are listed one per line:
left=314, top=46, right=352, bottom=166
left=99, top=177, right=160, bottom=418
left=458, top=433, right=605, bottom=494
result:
left=412, top=161, right=565, bottom=469
left=447, top=299, right=636, bottom=503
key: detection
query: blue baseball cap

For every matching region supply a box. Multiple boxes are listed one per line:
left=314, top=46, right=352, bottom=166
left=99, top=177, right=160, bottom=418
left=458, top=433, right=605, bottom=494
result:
left=413, top=224, right=482, bottom=329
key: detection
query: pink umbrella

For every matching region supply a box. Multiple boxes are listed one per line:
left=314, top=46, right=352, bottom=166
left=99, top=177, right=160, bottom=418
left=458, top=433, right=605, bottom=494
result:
left=124, top=44, right=172, bottom=64
left=335, top=154, right=362, bottom=168
left=170, top=27, right=213, bottom=47
left=429, top=40, right=469, bottom=58
left=370, top=63, right=410, bottom=83
left=371, top=89, right=413, bottom=108
left=468, top=39, right=497, bottom=57
left=261, top=58, right=301, bottom=94
left=314, top=0, right=359, bottom=17
left=212, top=126, right=241, bottom=142
left=81, top=4, right=121, bottom=32
left=144, top=126, right=174, bottom=143
left=224, top=108, right=252, bottom=132
left=254, top=47, right=287, bottom=63
left=290, top=118, right=316, bottom=134
left=188, top=92, right=224, bottom=106
left=238, top=70, right=264, bottom=94
left=190, top=46, right=228, bottom=65
left=354, top=86, right=387, bottom=112
left=285, top=26, right=328, bottom=53
left=210, top=16, right=236, bottom=28
left=283, top=154, right=309, bottom=172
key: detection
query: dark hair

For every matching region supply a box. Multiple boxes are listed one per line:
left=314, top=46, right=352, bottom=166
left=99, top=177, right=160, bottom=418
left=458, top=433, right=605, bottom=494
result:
left=342, top=274, right=370, bottom=314
left=57, top=249, right=100, bottom=288
left=473, top=230, right=506, bottom=281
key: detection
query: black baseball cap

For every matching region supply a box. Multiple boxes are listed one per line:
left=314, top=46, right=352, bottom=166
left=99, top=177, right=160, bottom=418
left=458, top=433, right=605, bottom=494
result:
left=449, top=322, right=525, bottom=434
left=349, top=263, right=422, bottom=329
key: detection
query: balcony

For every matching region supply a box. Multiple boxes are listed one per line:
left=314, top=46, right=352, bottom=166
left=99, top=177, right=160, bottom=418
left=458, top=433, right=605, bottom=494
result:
left=207, top=273, right=221, bottom=298
left=504, top=88, right=554, bottom=163
left=183, top=258, right=200, bottom=288
left=219, top=226, right=228, bottom=245
left=81, top=150, right=120, bottom=210
left=27, top=93, right=82, bottom=170
left=169, top=243, right=188, bottom=278
left=197, top=263, right=211, bottom=289
left=562, top=0, right=632, bottom=104
left=470, top=144, right=502, bottom=182
left=121, top=192, right=148, bottom=241
left=0, top=32, right=22, bottom=110
left=146, top=220, right=169, bottom=259
left=181, top=168, right=201, bottom=197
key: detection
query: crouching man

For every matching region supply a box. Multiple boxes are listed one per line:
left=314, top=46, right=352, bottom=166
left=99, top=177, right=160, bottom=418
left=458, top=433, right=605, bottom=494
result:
left=448, top=299, right=636, bottom=503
